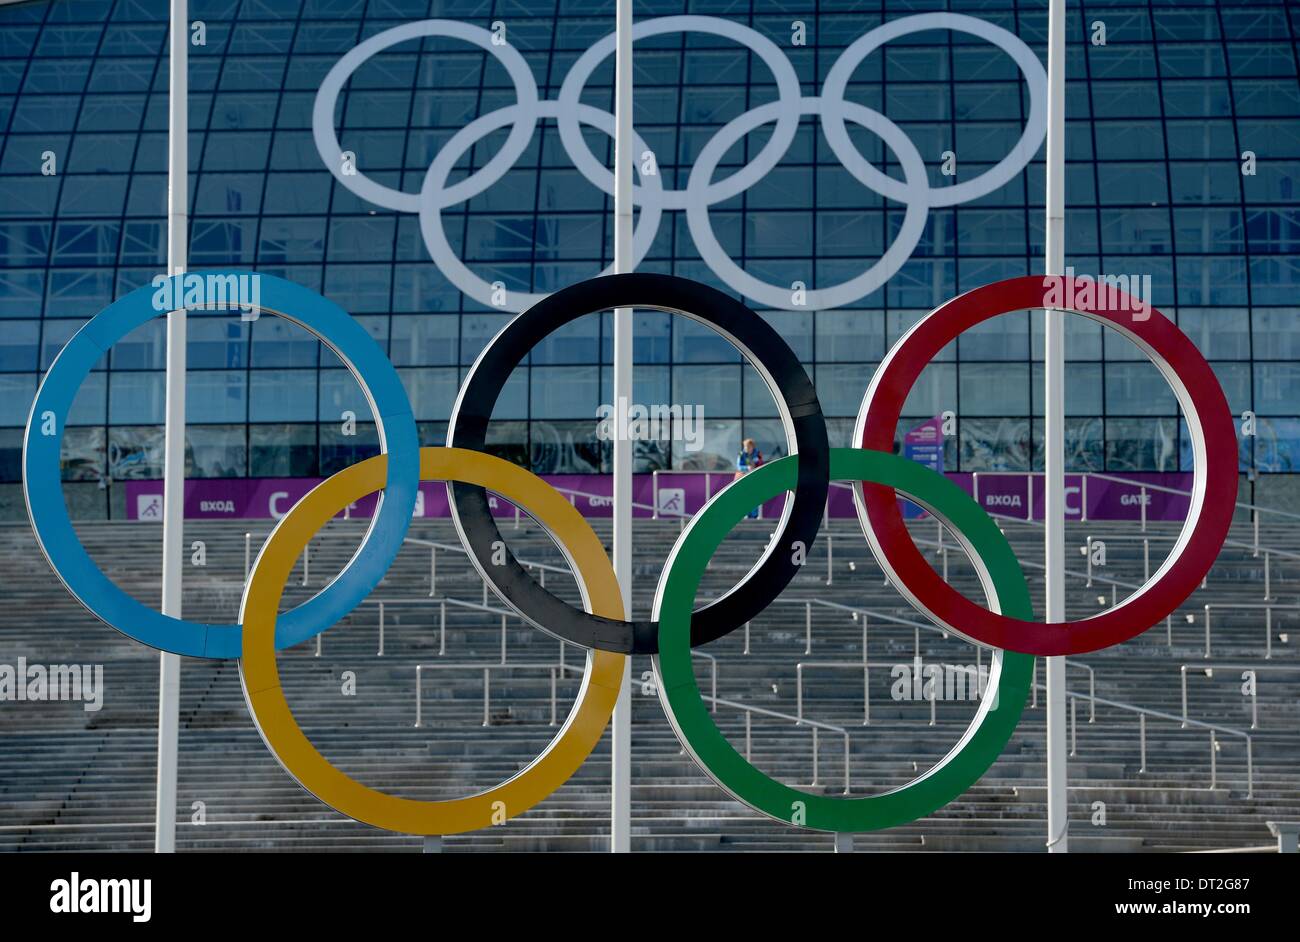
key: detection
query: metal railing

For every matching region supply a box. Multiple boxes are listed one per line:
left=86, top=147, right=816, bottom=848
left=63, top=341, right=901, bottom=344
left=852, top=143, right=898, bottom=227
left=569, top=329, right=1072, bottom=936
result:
left=411, top=659, right=848, bottom=793
left=358, top=596, right=518, bottom=659
left=789, top=655, right=1096, bottom=729
left=1034, top=681, right=1254, bottom=798
left=395, top=590, right=846, bottom=790
left=377, top=591, right=721, bottom=703
left=245, top=471, right=1300, bottom=601
left=385, top=586, right=1248, bottom=802
left=765, top=586, right=1102, bottom=703
left=244, top=527, right=577, bottom=602
left=749, top=582, right=1258, bottom=797
left=1029, top=659, right=1096, bottom=720
left=1083, top=533, right=1158, bottom=586
left=710, top=693, right=851, bottom=793
left=1181, top=663, right=1300, bottom=730
left=915, top=532, right=1147, bottom=610
left=408, top=605, right=1248, bottom=795
left=249, top=477, right=1299, bottom=661
left=794, top=659, right=994, bottom=728
left=796, top=661, right=873, bottom=726
left=265, top=488, right=1270, bottom=805
left=402, top=537, right=571, bottom=599
left=752, top=599, right=1257, bottom=797
left=1202, top=603, right=1300, bottom=659
left=1083, top=531, right=1299, bottom=603
left=764, top=596, right=875, bottom=656
left=415, top=661, right=564, bottom=727
left=244, top=529, right=310, bottom=586
left=765, top=596, right=1004, bottom=681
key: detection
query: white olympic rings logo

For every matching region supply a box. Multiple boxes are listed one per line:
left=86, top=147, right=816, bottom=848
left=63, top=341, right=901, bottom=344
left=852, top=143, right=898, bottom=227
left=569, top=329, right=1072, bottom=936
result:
left=312, top=13, right=1046, bottom=312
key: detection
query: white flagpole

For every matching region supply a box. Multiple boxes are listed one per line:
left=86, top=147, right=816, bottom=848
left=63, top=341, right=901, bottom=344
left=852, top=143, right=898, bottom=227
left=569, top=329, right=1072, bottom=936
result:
left=155, top=0, right=188, bottom=854
left=1044, top=0, right=1069, bottom=853
left=610, top=0, right=634, bottom=853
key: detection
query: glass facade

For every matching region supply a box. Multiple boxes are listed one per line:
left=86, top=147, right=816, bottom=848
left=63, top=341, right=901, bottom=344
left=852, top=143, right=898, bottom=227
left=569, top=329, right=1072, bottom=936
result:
left=0, top=0, right=1297, bottom=499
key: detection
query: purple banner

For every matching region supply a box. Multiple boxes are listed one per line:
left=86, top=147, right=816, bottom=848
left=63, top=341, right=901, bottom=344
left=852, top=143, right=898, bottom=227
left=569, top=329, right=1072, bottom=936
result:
left=123, top=471, right=1197, bottom=522
left=901, top=415, right=945, bottom=519
left=953, top=472, right=1193, bottom=522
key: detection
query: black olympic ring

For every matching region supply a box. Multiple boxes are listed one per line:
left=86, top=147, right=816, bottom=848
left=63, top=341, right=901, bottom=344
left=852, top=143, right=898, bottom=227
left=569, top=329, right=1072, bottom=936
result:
left=446, top=272, right=829, bottom=655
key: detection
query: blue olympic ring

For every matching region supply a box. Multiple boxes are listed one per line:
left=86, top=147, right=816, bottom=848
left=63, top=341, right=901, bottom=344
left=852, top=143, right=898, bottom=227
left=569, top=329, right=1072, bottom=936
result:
left=23, top=271, right=419, bottom=658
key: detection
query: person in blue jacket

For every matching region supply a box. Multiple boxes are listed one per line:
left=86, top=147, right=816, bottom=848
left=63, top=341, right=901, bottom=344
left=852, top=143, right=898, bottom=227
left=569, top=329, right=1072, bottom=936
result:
left=735, top=437, right=763, bottom=518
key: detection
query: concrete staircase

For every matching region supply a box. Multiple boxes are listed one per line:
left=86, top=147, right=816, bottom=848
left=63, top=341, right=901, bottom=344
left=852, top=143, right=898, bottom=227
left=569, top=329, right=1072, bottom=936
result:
left=0, top=502, right=1296, bottom=852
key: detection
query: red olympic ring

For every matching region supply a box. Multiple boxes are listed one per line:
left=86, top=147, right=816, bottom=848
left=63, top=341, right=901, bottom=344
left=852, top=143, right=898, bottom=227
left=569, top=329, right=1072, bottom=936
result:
left=855, top=275, right=1238, bottom=656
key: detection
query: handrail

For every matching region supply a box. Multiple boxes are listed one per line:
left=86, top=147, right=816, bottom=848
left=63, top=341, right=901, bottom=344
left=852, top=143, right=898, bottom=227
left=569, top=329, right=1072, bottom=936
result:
left=796, top=662, right=873, bottom=726
left=791, top=655, right=1095, bottom=729
left=412, top=659, right=848, bottom=793
left=1084, top=532, right=1300, bottom=603
left=768, top=596, right=993, bottom=677
left=1180, top=663, right=1300, bottom=731
left=405, top=536, right=572, bottom=574
left=693, top=649, right=719, bottom=714
left=643, top=667, right=848, bottom=792
left=915, top=532, right=1145, bottom=595
left=701, top=692, right=851, bottom=794
left=402, top=535, right=573, bottom=599
left=771, top=597, right=1248, bottom=794
left=317, top=516, right=1283, bottom=660
left=384, top=593, right=719, bottom=696
left=762, top=537, right=1144, bottom=651
left=1086, top=530, right=1300, bottom=565
left=1027, top=659, right=1096, bottom=720
left=1202, top=603, right=1300, bottom=659
left=1084, top=533, right=1155, bottom=586
left=339, top=596, right=515, bottom=659
left=396, top=524, right=1174, bottom=670
left=764, top=596, right=881, bottom=656
left=793, top=658, right=991, bottom=728
left=770, top=598, right=1096, bottom=723
left=1079, top=545, right=1178, bottom=619
left=790, top=646, right=1244, bottom=798
left=1033, top=680, right=1254, bottom=798
left=415, top=661, right=564, bottom=727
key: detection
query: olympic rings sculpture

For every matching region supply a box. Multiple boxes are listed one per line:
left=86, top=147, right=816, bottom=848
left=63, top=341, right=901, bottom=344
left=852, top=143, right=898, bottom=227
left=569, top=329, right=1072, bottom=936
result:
left=24, top=274, right=420, bottom=659
left=312, top=13, right=1047, bottom=312
left=25, top=264, right=1236, bottom=837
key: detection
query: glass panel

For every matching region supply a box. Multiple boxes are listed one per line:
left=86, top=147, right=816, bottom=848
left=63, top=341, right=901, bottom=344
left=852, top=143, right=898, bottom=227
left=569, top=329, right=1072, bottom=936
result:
left=108, top=425, right=164, bottom=479
left=250, top=423, right=317, bottom=476
left=250, top=371, right=316, bottom=422
left=1105, top=417, right=1180, bottom=472
left=187, top=424, right=247, bottom=477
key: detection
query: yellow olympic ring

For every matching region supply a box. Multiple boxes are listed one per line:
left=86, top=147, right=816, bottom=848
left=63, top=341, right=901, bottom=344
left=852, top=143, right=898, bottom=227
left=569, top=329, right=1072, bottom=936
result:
left=239, top=447, right=626, bottom=835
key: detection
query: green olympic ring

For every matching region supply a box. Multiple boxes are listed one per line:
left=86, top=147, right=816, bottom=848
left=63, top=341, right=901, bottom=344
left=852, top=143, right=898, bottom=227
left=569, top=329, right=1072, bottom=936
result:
left=652, top=448, right=1035, bottom=832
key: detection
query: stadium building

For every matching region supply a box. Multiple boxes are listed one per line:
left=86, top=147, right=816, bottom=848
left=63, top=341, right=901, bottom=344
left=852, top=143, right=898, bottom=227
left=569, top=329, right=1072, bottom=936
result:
left=1, top=0, right=1297, bottom=515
